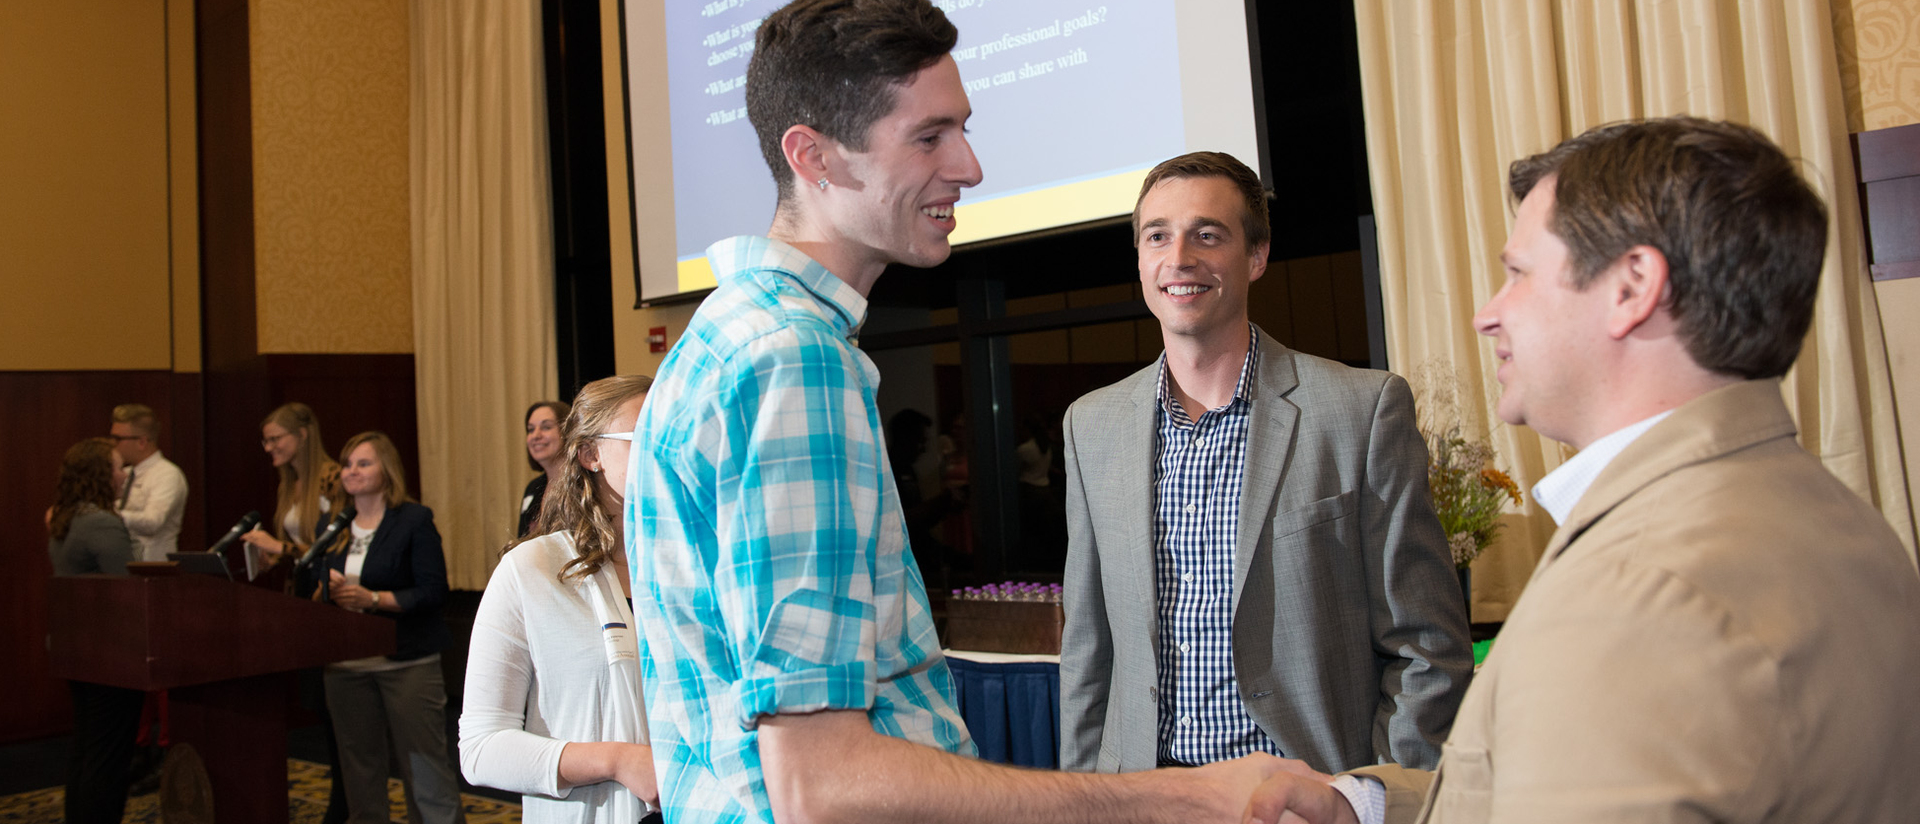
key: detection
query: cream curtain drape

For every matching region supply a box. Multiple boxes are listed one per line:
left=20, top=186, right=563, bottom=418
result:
left=411, top=0, right=556, bottom=590
left=1355, top=0, right=1916, bottom=621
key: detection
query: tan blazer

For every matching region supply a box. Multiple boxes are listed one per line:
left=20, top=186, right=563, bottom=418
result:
left=1355, top=379, right=1920, bottom=822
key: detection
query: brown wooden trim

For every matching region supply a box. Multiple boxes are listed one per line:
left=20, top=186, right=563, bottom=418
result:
left=1855, top=123, right=1920, bottom=184
left=1861, top=176, right=1920, bottom=268
left=1872, top=261, right=1920, bottom=282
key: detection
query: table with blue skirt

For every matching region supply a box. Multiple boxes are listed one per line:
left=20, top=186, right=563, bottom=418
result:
left=943, top=649, right=1061, bottom=769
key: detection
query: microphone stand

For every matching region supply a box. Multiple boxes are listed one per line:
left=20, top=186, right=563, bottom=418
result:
left=299, top=510, right=354, bottom=603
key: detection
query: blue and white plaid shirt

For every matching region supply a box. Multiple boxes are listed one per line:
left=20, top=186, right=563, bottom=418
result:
left=626, top=236, right=973, bottom=824
left=1153, top=325, right=1281, bottom=765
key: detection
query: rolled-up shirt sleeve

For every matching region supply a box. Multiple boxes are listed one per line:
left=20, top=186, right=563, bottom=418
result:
left=717, top=331, right=883, bottom=727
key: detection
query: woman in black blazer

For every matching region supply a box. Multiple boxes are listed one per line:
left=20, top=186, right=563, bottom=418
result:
left=319, top=431, right=464, bottom=824
left=517, top=399, right=568, bottom=538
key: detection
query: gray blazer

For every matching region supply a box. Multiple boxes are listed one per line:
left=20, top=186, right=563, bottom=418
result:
left=50, top=505, right=135, bottom=576
left=1059, top=328, right=1471, bottom=774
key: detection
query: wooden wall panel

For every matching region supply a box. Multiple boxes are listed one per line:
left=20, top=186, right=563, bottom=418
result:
left=264, top=355, right=422, bottom=501
left=1857, top=123, right=1920, bottom=282
left=0, top=370, right=204, bottom=743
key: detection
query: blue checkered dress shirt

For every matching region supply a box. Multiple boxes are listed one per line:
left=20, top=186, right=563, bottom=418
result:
left=1153, top=326, right=1282, bottom=764
left=626, top=236, right=974, bottom=824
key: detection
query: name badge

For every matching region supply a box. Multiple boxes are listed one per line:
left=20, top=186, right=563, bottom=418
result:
left=601, top=622, right=638, bottom=663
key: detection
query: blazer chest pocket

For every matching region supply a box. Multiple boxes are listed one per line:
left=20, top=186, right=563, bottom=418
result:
left=1429, top=743, right=1492, bottom=820
left=1268, top=491, right=1356, bottom=540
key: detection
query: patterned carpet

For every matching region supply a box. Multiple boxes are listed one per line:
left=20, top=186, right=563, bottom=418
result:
left=0, top=759, right=520, bottom=823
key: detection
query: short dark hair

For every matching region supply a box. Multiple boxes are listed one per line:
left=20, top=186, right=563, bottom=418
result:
left=886, top=408, right=931, bottom=453
left=1509, top=117, right=1828, bottom=380
left=746, top=0, right=958, bottom=201
left=1132, top=151, right=1271, bottom=249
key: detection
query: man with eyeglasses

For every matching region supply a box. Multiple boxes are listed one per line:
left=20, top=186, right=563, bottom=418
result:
left=110, top=403, right=187, bottom=563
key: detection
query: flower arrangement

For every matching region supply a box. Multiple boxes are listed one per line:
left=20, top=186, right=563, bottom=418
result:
left=1426, top=428, right=1522, bottom=570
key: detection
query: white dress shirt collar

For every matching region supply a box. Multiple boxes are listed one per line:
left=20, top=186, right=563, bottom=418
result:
left=131, top=449, right=166, bottom=472
left=1531, top=410, right=1674, bottom=525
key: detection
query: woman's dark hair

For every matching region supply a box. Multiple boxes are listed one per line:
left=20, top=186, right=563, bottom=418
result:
left=524, top=400, right=571, bottom=472
left=50, top=438, right=120, bottom=541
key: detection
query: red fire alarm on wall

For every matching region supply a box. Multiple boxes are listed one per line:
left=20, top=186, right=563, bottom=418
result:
left=648, top=326, right=669, bottom=354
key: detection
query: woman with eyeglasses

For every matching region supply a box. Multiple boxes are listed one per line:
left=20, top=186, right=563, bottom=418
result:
left=48, top=437, right=141, bottom=824
left=460, top=375, right=658, bottom=822
left=519, top=400, right=570, bottom=538
left=242, top=402, right=342, bottom=572
left=240, top=401, right=351, bottom=823
left=321, top=431, right=465, bottom=824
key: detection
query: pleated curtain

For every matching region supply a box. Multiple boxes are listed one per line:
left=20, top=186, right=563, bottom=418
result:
left=411, top=0, right=557, bottom=589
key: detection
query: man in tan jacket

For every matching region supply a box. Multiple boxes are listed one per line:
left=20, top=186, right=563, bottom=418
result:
left=1243, top=117, right=1920, bottom=823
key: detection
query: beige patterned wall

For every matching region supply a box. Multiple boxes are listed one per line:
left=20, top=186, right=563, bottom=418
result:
left=251, top=0, right=412, bottom=354
left=0, top=2, right=174, bottom=370
left=1835, top=0, right=1920, bottom=133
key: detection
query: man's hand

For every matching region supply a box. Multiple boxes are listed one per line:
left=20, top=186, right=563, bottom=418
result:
left=1242, top=770, right=1360, bottom=824
left=1172, top=753, right=1290, bottom=823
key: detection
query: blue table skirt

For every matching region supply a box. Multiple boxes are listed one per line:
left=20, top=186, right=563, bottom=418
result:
left=945, top=658, right=1060, bottom=769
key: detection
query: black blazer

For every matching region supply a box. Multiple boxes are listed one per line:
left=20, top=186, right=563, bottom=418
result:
left=517, top=473, right=549, bottom=538
left=323, top=500, right=450, bottom=661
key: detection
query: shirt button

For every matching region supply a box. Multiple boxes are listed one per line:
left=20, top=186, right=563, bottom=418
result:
left=1182, top=572, right=1194, bottom=583
left=1178, top=641, right=1191, bottom=653
left=1184, top=503, right=1196, bottom=514
left=1179, top=715, right=1193, bottom=727
left=1149, top=687, right=1159, bottom=701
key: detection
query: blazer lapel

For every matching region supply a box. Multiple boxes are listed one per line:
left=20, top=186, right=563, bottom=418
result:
left=1530, top=380, right=1797, bottom=579
left=1233, top=331, right=1298, bottom=613
left=1120, top=369, right=1161, bottom=630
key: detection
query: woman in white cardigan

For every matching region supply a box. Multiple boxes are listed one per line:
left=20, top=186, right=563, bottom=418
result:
left=460, top=374, right=658, bottom=822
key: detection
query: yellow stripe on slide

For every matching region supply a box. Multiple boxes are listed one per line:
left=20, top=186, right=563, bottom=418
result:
left=948, top=168, right=1148, bottom=246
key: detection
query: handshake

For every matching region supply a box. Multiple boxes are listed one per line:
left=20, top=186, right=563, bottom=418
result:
left=1171, top=754, right=1362, bottom=824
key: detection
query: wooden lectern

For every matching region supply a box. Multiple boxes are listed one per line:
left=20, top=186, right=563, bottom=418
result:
left=47, top=573, right=394, bottom=824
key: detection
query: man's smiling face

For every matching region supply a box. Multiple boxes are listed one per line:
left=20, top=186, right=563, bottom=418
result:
left=1136, top=174, right=1269, bottom=343
left=824, top=54, right=982, bottom=272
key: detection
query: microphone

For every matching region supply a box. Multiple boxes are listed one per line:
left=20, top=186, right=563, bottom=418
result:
left=300, top=507, right=356, bottom=568
left=207, top=511, right=262, bottom=558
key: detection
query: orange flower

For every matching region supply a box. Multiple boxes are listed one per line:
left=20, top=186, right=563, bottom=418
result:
left=1481, top=468, right=1522, bottom=504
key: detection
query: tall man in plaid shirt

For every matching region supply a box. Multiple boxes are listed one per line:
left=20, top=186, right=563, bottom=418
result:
left=1059, top=152, right=1472, bottom=800
left=626, top=3, right=1287, bottom=823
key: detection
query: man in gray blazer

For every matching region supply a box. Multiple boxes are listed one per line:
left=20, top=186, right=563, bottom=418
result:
left=1059, top=152, right=1472, bottom=786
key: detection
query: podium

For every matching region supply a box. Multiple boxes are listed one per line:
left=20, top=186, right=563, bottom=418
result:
left=47, top=573, right=395, bottom=824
